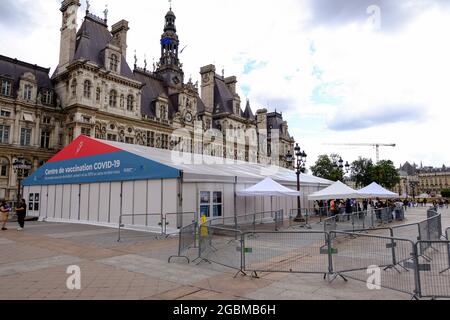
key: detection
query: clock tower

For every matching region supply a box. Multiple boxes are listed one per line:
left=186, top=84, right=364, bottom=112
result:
left=155, top=7, right=184, bottom=91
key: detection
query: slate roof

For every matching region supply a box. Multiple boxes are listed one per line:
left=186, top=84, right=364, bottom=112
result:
left=214, top=76, right=235, bottom=114
left=133, top=70, right=167, bottom=118
left=243, top=100, right=255, bottom=120
left=74, top=14, right=134, bottom=78
left=267, top=112, right=284, bottom=130
left=0, top=55, right=54, bottom=100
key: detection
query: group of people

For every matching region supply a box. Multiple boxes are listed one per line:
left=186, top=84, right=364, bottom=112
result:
left=0, top=199, right=27, bottom=231
left=312, top=198, right=406, bottom=220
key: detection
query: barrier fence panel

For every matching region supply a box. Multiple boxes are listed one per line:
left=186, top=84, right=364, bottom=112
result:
left=118, top=213, right=164, bottom=242
left=168, top=221, right=198, bottom=263
left=205, top=211, right=280, bottom=233
left=198, top=226, right=244, bottom=272
left=392, top=223, right=420, bottom=243
left=329, top=231, right=418, bottom=295
left=418, top=214, right=442, bottom=259
left=277, top=209, right=310, bottom=230
left=164, top=211, right=197, bottom=235
left=243, top=231, right=330, bottom=275
left=416, top=241, right=450, bottom=298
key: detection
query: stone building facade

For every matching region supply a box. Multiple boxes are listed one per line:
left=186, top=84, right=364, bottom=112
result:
left=396, top=162, right=450, bottom=197
left=0, top=0, right=295, bottom=202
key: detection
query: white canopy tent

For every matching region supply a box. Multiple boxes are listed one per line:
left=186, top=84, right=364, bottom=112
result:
left=236, top=177, right=301, bottom=197
left=308, top=181, right=364, bottom=201
left=418, top=193, right=431, bottom=199
left=357, top=182, right=398, bottom=199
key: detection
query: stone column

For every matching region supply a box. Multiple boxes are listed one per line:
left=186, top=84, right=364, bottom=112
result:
left=34, top=114, right=41, bottom=147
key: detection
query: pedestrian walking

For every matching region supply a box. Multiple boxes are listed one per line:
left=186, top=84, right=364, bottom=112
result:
left=0, top=200, right=11, bottom=231
left=15, top=199, right=27, bottom=231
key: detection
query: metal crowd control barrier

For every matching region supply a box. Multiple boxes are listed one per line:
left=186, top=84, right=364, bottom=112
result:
left=164, top=212, right=197, bottom=235
left=118, top=212, right=197, bottom=242
left=328, top=231, right=419, bottom=295
left=242, top=231, right=330, bottom=278
left=278, top=209, right=310, bottom=230
left=323, top=211, right=374, bottom=236
left=173, top=208, right=450, bottom=299
left=205, top=210, right=282, bottom=233
left=416, top=241, right=450, bottom=299
left=118, top=213, right=164, bottom=242
left=168, top=221, right=199, bottom=263
left=197, top=225, right=246, bottom=277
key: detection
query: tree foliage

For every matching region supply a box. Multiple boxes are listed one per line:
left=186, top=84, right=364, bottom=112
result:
left=441, top=189, right=450, bottom=198
left=311, top=155, right=400, bottom=188
left=372, top=160, right=400, bottom=189
left=350, top=157, right=375, bottom=188
left=310, top=154, right=344, bottom=182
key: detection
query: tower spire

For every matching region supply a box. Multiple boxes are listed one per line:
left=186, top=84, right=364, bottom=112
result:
left=156, top=6, right=184, bottom=86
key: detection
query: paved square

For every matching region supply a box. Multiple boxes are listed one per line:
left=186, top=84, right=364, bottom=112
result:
left=0, top=207, right=448, bottom=300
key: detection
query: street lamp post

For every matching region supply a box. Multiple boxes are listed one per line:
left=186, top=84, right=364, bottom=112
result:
left=333, top=157, right=350, bottom=178
left=12, top=157, right=32, bottom=201
left=286, top=143, right=307, bottom=222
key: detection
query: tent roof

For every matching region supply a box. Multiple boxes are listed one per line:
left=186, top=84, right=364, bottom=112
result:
left=357, top=182, right=398, bottom=199
left=308, top=181, right=363, bottom=200
left=24, top=136, right=333, bottom=187
left=105, top=139, right=332, bottom=186
left=236, top=177, right=301, bottom=197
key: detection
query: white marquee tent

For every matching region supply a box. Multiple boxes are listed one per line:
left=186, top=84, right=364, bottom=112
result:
left=23, top=136, right=332, bottom=233
left=308, top=181, right=363, bottom=201
left=237, top=177, right=301, bottom=197
left=357, top=182, right=398, bottom=199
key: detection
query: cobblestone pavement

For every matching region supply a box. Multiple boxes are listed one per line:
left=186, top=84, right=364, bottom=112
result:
left=0, top=207, right=448, bottom=300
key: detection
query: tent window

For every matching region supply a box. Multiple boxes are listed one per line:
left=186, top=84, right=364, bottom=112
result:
left=199, top=191, right=223, bottom=218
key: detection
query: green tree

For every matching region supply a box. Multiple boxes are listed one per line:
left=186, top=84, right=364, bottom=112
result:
left=441, top=189, right=450, bottom=198
left=372, top=160, right=400, bottom=189
left=310, top=154, right=344, bottom=182
left=350, top=157, right=375, bottom=188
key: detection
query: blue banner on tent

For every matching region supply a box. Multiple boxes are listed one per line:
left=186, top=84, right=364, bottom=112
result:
left=23, top=151, right=180, bottom=186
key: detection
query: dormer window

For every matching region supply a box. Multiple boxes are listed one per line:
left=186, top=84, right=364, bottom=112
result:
left=1, top=79, right=12, bottom=97
left=127, top=95, right=134, bottom=111
left=23, top=85, right=33, bottom=101
left=109, top=90, right=117, bottom=107
left=110, top=54, right=119, bottom=72
left=42, top=90, right=53, bottom=105
left=83, top=80, right=92, bottom=99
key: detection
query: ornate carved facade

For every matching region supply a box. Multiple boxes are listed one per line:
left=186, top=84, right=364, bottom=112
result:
left=0, top=0, right=295, bottom=201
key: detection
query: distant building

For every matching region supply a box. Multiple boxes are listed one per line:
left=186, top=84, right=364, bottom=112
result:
left=396, top=162, right=450, bottom=197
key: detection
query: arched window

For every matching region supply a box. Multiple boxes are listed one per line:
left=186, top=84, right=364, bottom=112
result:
left=109, top=90, right=117, bottom=107
left=0, top=157, right=9, bottom=177
left=83, top=80, right=92, bottom=99
left=71, top=79, right=77, bottom=97
left=127, top=95, right=134, bottom=111
left=110, top=54, right=119, bottom=72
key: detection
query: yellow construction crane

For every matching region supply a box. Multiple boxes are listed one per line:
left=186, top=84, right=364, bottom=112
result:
left=324, top=143, right=396, bottom=163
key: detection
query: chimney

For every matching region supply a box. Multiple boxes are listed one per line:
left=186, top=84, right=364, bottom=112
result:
left=111, top=20, right=130, bottom=58
left=224, top=76, right=237, bottom=95
left=200, top=64, right=216, bottom=114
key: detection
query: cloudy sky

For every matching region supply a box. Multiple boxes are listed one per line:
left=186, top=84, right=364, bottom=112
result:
left=1, top=0, right=449, bottom=169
